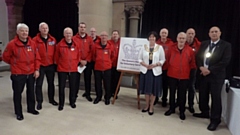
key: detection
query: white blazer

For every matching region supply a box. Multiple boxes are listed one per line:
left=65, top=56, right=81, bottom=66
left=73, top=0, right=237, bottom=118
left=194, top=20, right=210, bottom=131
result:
left=138, top=43, right=165, bottom=76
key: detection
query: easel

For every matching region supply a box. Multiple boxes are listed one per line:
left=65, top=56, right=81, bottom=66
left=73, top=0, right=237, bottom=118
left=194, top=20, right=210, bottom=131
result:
left=111, top=70, right=140, bottom=109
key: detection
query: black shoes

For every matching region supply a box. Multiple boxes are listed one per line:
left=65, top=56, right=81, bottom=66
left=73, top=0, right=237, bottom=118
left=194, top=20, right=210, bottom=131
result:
left=148, top=110, right=154, bottom=115
left=86, top=96, right=93, bottom=102
left=141, top=108, right=149, bottom=113
left=188, top=106, right=195, bottom=113
left=37, top=100, right=58, bottom=110
left=207, top=121, right=221, bottom=131
left=93, top=98, right=101, bottom=104
left=179, top=113, right=186, bottom=120
left=164, top=110, right=175, bottom=116
left=82, top=93, right=86, bottom=97
left=142, top=107, right=153, bottom=115
left=193, top=113, right=210, bottom=119
left=16, top=114, right=24, bottom=121
left=70, top=104, right=76, bottom=109
left=58, top=106, right=64, bottom=111
left=49, top=100, right=58, bottom=106
left=36, top=103, right=42, bottom=110
left=105, top=100, right=110, bottom=105
left=82, top=93, right=93, bottom=102
left=27, top=110, right=39, bottom=115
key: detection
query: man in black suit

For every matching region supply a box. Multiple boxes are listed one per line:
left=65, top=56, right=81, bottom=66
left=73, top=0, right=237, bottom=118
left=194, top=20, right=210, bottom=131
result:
left=193, top=26, right=231, bottom=131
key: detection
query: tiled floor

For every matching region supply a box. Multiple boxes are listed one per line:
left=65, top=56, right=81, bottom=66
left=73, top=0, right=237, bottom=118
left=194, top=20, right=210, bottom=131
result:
left=0, top=71, right=231, bottom=135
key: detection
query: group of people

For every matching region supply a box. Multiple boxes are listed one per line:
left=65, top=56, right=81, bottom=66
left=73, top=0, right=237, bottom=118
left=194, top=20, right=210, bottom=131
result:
left=3, top=22, right=231, bottom=131
left=138, top=27, right=231, bottom=131
left=2, top=22, right=121, bottom=120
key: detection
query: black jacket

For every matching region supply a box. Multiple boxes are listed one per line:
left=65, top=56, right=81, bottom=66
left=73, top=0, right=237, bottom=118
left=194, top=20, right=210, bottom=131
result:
left=196, top=39, right=231, bottom=79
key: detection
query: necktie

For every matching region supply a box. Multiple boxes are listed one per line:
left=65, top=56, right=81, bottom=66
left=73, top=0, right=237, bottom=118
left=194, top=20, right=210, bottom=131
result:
left=205, top=43, right=216, bottom=65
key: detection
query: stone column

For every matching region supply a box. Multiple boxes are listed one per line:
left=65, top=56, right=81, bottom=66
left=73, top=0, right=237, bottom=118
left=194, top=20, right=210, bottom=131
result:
left=78, top=0, right=112, bottom=35
left=112, top=1, right=126, bottom=37
left=5, top=0, right=25, bottom=40
left=125, top=4, right=144, bottom=37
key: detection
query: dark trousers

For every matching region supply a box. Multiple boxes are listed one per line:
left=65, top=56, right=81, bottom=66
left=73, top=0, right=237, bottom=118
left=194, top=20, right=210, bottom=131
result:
left=10, top=74, right=36, bottom=115
left=161, top=70, right=168, bottom=102
left=111, top=67, right=121, bottom=96
left=168, top=77, right=189, bottom=113
left=83, top=62, right=93, bottom=96
left=94, top=69, right=111, bottom=100
left=35, top=64, right=55, bottom=103
left=188, top=69, right=197, bottom=106
left=198, top=75, right=224, bottom=123
left=58, top=72, right=78, bottom=106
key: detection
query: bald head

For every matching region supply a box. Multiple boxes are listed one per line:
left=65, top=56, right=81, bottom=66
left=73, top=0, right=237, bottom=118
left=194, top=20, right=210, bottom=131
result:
left=90, top=27, right=97, bottom=38
left=209, top=26, right=221, bottom=42
left=186, top=28, right=196, bottom=44
left=100, top=31, right=108, bottom=44
left=159, top=28, right=169, bottom=39
left=177, top=32, right=187, bottom=49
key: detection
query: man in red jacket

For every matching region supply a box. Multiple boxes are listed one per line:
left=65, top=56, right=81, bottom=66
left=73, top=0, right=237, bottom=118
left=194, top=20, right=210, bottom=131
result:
left=164, top=32, right=195, bottom=120
left=33, top=22, right=58, bottom=110
left=92, top=31, right=114, bottom=105
left=73, top=22, right=94, bottom=102
left=156, top=28, right=174, bottom=106
left=108, top=30, right=121, bottom=98
left=3, top=23, right=41, bottom=120
left=90, top=27, right=101, bottom=44
left=186, top=28, right=201, bottom=113
left=89, top=27, right=101, bottom=92
left=55, top=27, right=81, bottom=111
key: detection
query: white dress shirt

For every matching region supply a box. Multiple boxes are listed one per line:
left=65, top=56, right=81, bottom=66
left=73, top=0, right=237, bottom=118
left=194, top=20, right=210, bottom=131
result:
left=204, top=39, right=220, bottom=68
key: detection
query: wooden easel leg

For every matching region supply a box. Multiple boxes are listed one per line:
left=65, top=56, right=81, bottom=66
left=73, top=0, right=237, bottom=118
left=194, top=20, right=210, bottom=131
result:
left=112, top=72, right=124, bottom=104
left=135, top=74, right=140, bottom=109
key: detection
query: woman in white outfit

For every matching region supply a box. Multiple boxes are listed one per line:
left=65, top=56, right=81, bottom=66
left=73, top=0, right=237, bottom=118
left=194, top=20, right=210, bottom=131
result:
left=138, top=31, right=165, bottom=115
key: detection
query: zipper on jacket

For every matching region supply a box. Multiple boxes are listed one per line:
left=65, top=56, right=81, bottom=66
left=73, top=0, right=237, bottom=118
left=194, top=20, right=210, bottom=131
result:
left=68, top=47, right=71, bottom=72
left=25, top=46, right=30, bottom=73
left=45, top=41, right=50, bottom=65
left=179, top=50, right=183, bottom=79
left=102, top=48, right=104, bottom=70
left=82, top=40, right=85, bottom=60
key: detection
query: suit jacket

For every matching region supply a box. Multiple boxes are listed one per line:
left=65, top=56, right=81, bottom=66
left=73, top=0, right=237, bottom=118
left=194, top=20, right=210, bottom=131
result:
left=196, top=39, right=231, bottom=79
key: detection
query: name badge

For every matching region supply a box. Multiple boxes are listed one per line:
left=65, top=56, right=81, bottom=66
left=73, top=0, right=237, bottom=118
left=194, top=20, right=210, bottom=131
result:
left=104, top=50, right=108, bottom=54
left=48, top=41, right=55, bottom=46
left=27, top=46, right=32, bottom=52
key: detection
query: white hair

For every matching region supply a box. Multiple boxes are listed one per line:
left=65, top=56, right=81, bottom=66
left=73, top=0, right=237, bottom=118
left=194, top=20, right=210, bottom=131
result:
left=160, top=28, right=169, bottom=34
left=63, top=27, right=73, bottom=34
left=39, top=22, right=48, bottom=29
left=177, top=32, right=187, bottom=38
left=16, top=23, right=29, bottom=31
